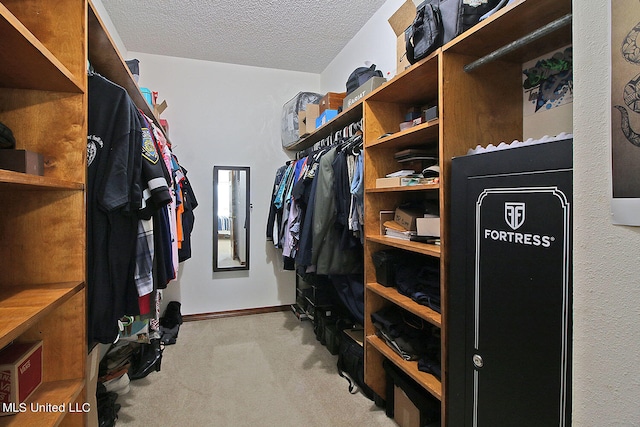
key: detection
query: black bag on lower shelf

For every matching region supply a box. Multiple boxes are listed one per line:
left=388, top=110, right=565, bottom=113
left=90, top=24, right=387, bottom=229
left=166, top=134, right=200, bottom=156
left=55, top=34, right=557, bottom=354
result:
left=337, top=329, right=374, bottom=400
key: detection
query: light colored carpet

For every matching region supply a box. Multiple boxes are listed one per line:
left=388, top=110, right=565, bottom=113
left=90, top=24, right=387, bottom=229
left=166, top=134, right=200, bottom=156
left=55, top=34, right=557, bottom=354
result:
left=115, top=310, right=397, bottom=427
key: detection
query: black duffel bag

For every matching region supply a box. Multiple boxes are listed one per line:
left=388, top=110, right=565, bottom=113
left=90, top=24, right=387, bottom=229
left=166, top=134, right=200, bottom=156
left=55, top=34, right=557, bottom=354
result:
left=407, top=0, right=504, bottom=65
left=406, top=2, right=443, bottom=65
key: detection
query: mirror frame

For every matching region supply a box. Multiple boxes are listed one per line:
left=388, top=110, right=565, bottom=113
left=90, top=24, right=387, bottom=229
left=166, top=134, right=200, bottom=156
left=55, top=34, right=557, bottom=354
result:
left=213, top=166, right=250, bottom=272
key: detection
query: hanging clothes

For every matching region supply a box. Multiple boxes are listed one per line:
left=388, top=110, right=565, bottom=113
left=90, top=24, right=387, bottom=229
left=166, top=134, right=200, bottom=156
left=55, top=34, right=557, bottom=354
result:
left=177, top=166, right=198, bottom=262
left=87, top=73, right=197, bottom=344
left=266, top=132, right=364, bottom=277
left=87, top=74, right=143, bottom=344
left=266, top=163, right=289, bottom=246
left=311, top=146, right=361, bottom=275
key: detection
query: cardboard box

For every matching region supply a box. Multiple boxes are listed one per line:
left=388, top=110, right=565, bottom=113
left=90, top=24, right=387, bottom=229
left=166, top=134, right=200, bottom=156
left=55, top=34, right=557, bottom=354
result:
left=394, top=385, right=420, bottom=427
left=0, top=150, right=44, bottom=176
left=306, top=104, right=320, bottom=133
left=416, top=216, right=441, bottom=237
left=153, top=99, right=168, bottom=117
left=395, top=207, right=423, bottom=231
left=343, top=76, right=387, bottom=111
left=388, top=0, right=417, bottom=74
left=376, top=177, right=402, bottom=188
left=297, top=111, right=306, bottom=136
left=316, top=109, right=338, bottom=128
left=319, top=92, right=346, bottom=113
left=380, top=210, right=395, bottom=235
left=298, top=103, right=320, bottom=136
left=0, top=341, right=43, bottom=415
left=376, top=177, right=422, bottom=188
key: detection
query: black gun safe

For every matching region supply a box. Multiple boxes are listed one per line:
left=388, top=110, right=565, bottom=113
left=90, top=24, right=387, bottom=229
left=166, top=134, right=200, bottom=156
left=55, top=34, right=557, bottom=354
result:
left=448, top=139, right=572, bottom=427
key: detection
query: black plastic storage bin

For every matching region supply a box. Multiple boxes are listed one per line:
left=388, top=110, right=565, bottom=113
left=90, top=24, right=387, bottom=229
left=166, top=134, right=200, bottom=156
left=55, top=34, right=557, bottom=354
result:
left=371, top=249, right=403, bottom=287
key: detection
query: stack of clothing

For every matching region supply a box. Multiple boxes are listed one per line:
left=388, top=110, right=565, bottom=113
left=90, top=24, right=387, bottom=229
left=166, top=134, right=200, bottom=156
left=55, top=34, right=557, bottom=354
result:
left=371, top=306, right=441, bottom=379
left=394, top=256, right=441, bottom=313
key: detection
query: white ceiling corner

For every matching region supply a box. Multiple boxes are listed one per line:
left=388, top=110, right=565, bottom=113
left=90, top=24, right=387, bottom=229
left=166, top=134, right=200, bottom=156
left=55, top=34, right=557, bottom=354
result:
left=100, top=0, right=388, bottom=73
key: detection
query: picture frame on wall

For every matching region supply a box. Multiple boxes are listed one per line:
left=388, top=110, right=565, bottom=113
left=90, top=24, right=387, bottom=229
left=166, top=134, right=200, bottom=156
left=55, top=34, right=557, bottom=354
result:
left=611, top=0, right=640, bottom=225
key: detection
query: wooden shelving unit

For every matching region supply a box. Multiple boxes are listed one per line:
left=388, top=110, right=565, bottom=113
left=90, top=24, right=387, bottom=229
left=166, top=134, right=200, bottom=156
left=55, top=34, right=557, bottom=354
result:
left=0, top=0, right=158, bottom=424
left=286, top=100, right=364, bottom=152
left=0, top=0, right=87, bottom=423
left=361, top=0, right=572, bottom=425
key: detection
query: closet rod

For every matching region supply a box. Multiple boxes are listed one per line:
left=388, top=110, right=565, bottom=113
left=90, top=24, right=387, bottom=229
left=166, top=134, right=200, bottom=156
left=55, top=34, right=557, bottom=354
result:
left=463, top=13, right=572, bottom=73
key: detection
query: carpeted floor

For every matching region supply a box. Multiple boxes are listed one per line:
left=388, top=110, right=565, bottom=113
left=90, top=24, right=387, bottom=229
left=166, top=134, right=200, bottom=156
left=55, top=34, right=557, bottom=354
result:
left=115, top=310, right=397, bottom=426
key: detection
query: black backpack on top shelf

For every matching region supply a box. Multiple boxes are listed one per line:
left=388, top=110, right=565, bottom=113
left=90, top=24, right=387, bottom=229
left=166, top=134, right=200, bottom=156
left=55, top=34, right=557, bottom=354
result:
left=406, top=2, right=443, bottom=65
left=346, top=64, right=383, bottom=94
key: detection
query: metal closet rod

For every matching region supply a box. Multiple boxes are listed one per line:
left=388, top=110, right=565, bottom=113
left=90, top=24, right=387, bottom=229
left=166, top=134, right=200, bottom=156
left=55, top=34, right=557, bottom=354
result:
left=463, top=13, right=572, bottom=73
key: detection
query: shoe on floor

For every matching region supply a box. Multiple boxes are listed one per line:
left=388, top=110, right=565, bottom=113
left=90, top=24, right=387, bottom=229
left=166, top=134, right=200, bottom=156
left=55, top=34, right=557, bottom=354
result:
left=103, top=373, right=130, bottom=395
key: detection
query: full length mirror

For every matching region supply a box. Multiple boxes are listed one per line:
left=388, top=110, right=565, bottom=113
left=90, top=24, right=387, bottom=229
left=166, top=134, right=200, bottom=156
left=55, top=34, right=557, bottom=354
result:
left=213, top=166, right=250, bottom=272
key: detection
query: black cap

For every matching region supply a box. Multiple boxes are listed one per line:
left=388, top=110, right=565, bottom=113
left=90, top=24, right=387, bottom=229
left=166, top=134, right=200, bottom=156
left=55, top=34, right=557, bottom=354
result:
left=0, top=121, right=16, bottom=149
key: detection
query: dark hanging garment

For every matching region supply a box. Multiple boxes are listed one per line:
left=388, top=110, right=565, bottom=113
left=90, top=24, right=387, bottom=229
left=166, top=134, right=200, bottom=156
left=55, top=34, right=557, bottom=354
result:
left=332, top=149, right=359, bottom=250
left=296, top=161, right=321, bottom=268
left=154, top=205, right=174, bottom=289
left=87, top=74, right=142, bottom=344
left=178, top=167, right=198, bottom=262
left=266, top=164, right=288, bottom=245
left=312, top=147, right=362, bottom=275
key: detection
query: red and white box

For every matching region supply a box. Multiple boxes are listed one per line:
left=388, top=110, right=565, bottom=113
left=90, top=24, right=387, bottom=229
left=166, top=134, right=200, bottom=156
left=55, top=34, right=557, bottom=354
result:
left=0, top=341, right=43, bottom=415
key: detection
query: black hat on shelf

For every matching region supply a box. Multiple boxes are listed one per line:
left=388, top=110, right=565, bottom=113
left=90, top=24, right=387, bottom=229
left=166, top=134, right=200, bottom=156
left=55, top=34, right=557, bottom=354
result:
left=0, top=121, right=16, bottom=149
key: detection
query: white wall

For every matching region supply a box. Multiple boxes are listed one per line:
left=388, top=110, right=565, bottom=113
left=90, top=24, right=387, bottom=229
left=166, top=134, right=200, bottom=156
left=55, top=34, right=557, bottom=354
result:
left=321, top=0, right=416, bottom=92
left=573, top=1, right=640, bottom=424
left=131, top=51, right=319, bottom=315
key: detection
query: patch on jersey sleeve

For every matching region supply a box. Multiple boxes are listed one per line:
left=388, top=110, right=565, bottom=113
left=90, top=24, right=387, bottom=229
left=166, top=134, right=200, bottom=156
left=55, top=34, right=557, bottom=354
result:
left=141, top=128, right=159, bottom=164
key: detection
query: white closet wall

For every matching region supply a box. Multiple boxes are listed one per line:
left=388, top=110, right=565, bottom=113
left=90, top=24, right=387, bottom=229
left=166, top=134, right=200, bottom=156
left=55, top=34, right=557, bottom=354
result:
left=131, top=51, right=319, bottom=315
left=573, top=1, right=640, bottom=425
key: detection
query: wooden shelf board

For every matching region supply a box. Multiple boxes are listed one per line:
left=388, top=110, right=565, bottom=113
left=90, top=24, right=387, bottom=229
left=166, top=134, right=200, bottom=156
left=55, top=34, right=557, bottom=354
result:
left=367, top=183, right=439, bottom=193
left=367, top=53, right=439, bottom=105
left=0, top=282, right=84, bottom=349
left=0, top=5, right=82, bottom=93
left=0, top=170, right=84, bottom=191
left=366, top=119, right=439, bottom=149
left=367, top=335, right=442, bottom=400
left=0, top=379, right=84, bottom=426
left=367, top=282, right=441, bottom=328
left=366, top=235, right=441, bottom=258
left=286, top=101, right=364, bottom=152
left=444, top=0, right=572, bottom=64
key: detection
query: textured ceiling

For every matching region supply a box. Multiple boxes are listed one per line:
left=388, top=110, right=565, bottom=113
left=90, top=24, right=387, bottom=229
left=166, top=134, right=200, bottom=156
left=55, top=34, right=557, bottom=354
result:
left=101, top=0, right=388, bottom=73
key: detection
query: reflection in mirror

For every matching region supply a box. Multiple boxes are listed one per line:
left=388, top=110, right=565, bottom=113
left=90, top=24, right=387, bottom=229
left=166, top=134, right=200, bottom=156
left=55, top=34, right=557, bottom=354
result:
left=213, top=166, right=250, bottom=272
